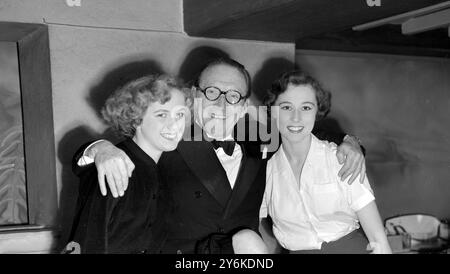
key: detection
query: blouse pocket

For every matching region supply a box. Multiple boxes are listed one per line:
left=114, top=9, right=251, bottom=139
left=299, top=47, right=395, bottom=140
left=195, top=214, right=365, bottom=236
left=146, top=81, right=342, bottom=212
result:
left=311, top=183, right=341, bottom=216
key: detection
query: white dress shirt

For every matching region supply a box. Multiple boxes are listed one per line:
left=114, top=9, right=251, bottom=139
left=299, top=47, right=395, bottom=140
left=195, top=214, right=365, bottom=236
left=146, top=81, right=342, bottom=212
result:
left=213, top=143, right=242, bottom=189
left=259, top=134, right=375, bottom=251
left=78, top=137, right=243, bottom=189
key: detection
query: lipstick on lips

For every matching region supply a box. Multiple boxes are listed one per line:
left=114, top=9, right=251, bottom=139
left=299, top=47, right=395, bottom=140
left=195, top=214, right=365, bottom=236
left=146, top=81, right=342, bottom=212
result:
left=287, top=126, right=304, bottom=134
left=161, top=132, right=177, bottom=141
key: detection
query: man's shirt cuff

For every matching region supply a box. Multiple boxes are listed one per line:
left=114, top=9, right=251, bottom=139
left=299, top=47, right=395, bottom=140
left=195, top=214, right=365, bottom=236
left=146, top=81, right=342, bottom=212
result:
left=76, top=139, right=106, bottom=166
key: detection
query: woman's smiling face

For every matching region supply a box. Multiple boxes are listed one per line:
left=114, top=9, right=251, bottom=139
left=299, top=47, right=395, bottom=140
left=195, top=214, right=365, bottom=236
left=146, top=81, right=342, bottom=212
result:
left=135, top=88, right=189, bottom=153
left=273, top=84, right=318, bottom=144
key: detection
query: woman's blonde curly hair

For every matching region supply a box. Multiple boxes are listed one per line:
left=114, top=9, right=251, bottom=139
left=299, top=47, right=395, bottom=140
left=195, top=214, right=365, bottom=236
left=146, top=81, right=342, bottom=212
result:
left=102, top=74, right=192, bottom=137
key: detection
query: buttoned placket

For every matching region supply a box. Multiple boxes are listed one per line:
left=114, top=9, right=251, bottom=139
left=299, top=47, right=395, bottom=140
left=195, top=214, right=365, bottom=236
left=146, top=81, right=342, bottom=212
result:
left=279, top=144, right=322, bottom=245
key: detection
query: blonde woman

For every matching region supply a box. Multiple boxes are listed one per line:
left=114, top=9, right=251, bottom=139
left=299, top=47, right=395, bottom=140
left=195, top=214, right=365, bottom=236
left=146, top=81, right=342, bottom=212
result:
left=68, top=75, right=191, bottom=253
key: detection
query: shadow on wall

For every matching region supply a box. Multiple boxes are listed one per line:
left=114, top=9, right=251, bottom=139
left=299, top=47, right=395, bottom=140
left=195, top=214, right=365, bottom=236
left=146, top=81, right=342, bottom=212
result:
left=55, top=125, right=97, bottom=252
left=314, top=118, right=345, bottom=137
left=252, top=57, right=296, bottom=104
left=178, top=46, right=230, bottom=85
left=55, top=59, right=165, bottom=252
left=87, top=59, right=165, bottom=120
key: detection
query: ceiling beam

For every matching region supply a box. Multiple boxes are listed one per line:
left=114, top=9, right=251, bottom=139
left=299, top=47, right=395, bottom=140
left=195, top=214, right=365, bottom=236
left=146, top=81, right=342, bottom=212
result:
left=353, top=1, right=450, bottom=31
left=402, top=8, right=450, bottom=34
left=183, top=0, right=296, bottom=35
left=184, top=0, right=450, bottom=44
left=296, top=26, right=450, bottom=58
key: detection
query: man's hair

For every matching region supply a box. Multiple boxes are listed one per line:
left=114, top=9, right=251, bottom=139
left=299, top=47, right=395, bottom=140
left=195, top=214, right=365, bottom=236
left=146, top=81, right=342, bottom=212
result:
left=196, top=57, right=252, bottom=98
left=264, top=70, right=331, bottom=121
left=101, top=74, right=192, bottom=137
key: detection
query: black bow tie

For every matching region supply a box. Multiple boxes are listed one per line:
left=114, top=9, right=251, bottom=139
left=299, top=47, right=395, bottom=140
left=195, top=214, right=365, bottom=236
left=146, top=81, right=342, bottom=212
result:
left=210, top=140, right=236, bottom=156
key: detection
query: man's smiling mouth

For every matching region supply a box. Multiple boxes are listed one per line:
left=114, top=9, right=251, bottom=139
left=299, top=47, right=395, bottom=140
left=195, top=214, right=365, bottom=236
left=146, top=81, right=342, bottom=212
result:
left=210, top=113, right=227, bottom=119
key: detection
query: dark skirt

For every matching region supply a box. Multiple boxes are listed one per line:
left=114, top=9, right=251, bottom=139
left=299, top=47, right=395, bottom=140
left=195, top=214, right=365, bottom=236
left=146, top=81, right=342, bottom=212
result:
left=289, top=229, right=370, bottom=254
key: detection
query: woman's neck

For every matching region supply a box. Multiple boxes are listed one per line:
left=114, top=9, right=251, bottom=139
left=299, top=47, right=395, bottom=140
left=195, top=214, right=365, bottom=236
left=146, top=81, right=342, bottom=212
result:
left=132, top=135, right=162, bottom=163
left=281, top=134, right=312, bottom=171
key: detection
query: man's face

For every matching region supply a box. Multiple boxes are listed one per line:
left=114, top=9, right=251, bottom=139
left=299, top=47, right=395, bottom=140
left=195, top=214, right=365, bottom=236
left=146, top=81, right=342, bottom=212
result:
left=194, top=64, right=248, bottom=140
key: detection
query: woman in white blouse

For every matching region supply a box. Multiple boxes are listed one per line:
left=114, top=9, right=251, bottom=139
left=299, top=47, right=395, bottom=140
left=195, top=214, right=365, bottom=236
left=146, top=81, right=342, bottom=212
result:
left=259, top=71, right=391, bottom=254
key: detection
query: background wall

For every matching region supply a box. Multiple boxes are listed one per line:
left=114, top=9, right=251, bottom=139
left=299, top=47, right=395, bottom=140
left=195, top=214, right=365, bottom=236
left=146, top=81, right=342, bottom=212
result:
left=296, top=50, right=450, bottom=222
left=0, top=0, right=294, bottom=251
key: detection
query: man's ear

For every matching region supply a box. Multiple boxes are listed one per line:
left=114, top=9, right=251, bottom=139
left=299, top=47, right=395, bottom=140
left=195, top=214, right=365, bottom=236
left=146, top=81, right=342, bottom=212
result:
left=192, top=86, right=200, bottom=98
left=239, top=99, right=249, bottom=119
left=193, top=96, right=204, bottom=127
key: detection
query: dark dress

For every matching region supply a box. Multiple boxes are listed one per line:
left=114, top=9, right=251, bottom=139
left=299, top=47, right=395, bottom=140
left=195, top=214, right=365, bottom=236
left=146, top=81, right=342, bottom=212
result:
left=69, top=138, right=167, bottom=254
left=158, top=137, right=267, bottom=254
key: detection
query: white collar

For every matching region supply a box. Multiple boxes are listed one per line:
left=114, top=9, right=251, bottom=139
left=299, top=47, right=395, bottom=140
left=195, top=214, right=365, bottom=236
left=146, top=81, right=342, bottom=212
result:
left=205, top=132, right=234, bottom=142
left=273, top=134, right=322, bottom=172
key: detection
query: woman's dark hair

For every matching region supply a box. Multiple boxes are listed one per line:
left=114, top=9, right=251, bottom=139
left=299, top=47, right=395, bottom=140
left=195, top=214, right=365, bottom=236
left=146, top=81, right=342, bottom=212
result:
left=263, top=70, right=331, bottom=120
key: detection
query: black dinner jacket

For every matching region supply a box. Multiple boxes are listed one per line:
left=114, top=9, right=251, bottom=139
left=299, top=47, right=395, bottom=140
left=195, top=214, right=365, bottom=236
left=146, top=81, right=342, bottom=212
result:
left=157, top=119, right=267, bottom=254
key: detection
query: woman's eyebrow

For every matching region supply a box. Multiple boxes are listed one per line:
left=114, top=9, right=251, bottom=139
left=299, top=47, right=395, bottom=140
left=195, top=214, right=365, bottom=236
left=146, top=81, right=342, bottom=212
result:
left=277, top=100, right=317, bottom=106
left=153, top=109, right=170, bottom=113
left=303, top=101, right=317, bottom=105
left=277, top=101, right=292, bottom=105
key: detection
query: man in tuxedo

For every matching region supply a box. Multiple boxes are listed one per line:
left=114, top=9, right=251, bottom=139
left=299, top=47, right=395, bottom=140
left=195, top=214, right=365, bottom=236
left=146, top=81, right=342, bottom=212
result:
left=73, top=57, right=366, bottom=253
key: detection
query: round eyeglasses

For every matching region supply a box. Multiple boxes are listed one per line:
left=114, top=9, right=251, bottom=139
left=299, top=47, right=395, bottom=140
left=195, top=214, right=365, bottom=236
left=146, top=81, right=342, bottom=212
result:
left=198, top=86, right=246, bottom=105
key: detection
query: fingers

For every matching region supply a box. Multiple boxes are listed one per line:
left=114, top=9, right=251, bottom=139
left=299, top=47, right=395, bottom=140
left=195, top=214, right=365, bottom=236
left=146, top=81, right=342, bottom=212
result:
left=338, top=163, right=346, bottom=180
left=102, top=160, right=129, bottom=198
left=336, top=150, right=345, bottom=165
left=124, top=156, right=135, bottom=191
left=93, top=144, right=135, bottom=198
left=105, top=170, right=119, bottom=198
left=346, top=153, right=363, bottom=184
left=115, top=158, right=129, bottom=195
left=97, top=168, right=107, bottom=196
left=338, top=159, right=352, bottom=184
left=367, top=247, right=375, bottom=254
left=111, top=163, right=125, bottom=197
left=359, top=161, right=367, bottom=184
left=336, top=140, right=367, bottom=185
left=125, top=158, right=134, bottom=177
left=340, top=155, right=360, bottom=184
left=337, top=149, right=353, bottom=181
left=337, top=152, right=346, bottom=178
left=347, top=162, right=360, bottom=185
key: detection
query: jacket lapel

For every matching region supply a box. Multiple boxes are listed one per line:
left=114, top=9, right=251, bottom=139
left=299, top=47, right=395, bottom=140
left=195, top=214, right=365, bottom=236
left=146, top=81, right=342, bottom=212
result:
left=177, top=139, right=232, bottom=208
left=223, top=142, right=262, bottom=219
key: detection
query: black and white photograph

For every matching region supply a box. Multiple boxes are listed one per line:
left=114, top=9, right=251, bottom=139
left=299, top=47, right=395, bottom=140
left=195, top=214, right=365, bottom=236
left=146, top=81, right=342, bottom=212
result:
left=0, top=0, right=449, bottom=268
